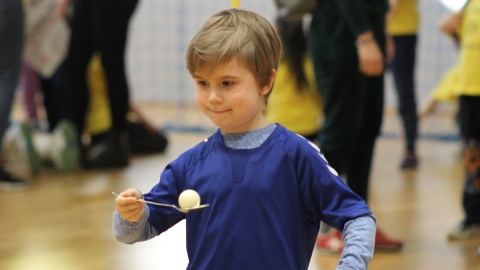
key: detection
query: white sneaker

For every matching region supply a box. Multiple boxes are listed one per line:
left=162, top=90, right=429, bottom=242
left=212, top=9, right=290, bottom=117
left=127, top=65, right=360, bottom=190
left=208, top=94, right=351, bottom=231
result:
left=447, top=222, right=480, bottom=241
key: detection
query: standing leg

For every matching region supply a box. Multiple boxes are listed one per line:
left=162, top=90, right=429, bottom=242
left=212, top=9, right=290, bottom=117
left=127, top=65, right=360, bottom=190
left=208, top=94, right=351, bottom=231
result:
left=81, top=0, right=139, bottom=169
left=91, top=0, right=138, bottom=133
left=346, top=75, right=384, bottom=201
left=0, top=0, right=28, bottom=189
left=448, top=96, right=480, bottom=240
left=390, top=35, right=419, bottom=169
left=63, top=0, right=96, bottom=139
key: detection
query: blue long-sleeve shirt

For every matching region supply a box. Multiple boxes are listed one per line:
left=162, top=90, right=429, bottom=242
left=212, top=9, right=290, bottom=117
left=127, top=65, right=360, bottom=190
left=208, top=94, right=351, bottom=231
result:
left=113, top=124, right=375, bottom=269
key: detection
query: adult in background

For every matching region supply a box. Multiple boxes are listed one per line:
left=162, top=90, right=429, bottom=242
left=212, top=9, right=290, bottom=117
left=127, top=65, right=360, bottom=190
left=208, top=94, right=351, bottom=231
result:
left=57, top=0, right=139, bottom=169
left=0, top=0, right=27, bottom=190
left=309, top=0, right=403, bottom=252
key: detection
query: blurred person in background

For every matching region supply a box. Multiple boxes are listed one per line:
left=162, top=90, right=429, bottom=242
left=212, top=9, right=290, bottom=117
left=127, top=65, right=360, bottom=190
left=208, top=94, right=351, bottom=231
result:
left=265, top=17, right=323, bottom=142
left=0, top=0, right=27, bottom=190
left=57, top=0, right=139, bottom=169
left=387, top=0, right=420, bottom=170
left=308, top=0, right=404, bottom=252
left=438, top=0, right=480, bottom=242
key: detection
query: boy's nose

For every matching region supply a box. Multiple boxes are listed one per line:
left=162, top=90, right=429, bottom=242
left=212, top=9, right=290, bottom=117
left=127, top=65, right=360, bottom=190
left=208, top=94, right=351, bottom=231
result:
left=208, top=89, right=222, bottom=103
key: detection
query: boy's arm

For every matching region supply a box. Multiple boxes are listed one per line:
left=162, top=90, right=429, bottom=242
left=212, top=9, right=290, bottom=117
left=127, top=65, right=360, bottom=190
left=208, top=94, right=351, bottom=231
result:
left=113, top=206, right=159, bottom=244
left=337, top=215, right=376, bottom=270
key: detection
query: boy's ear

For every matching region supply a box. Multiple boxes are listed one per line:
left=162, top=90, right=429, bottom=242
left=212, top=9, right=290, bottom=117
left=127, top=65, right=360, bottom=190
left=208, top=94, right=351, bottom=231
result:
left=261, top=69, right=277, bottom=95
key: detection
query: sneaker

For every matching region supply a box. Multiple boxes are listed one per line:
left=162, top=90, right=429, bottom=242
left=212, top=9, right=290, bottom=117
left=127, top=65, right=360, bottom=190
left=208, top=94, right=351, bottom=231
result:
left=316, top=228, right=403, bottom=253
left=14, top=123, right=41, bottom=177
left=0, top=167, right=27, bottom=191
left=400, top=151, right=418, bottom=170
left=83, top=131, right=129, bottom=169
left=127, top=120, right=169, bottom=154
left=50, top=120, right=80, bottom=171
left=447, top=221, right=480, bottom=241
left=315, top=229, right=343, bottom=253
left=375, top=228, right=403, bottom=252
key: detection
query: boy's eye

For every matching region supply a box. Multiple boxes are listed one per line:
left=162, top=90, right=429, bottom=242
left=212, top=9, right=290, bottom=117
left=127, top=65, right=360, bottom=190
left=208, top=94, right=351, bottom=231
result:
left=222, top=81, right=233, bottom=87
left=197, top=81, right=208, bottom=86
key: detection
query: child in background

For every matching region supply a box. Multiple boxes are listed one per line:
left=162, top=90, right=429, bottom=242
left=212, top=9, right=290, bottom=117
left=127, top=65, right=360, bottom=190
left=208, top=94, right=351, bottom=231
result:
left=264, top=17, right=322, bottom=142
left=440, top=0, right=480, bottom=242
left=113, top=9, right=375, bottom=270
left=387, top=0, right=420, bottom=169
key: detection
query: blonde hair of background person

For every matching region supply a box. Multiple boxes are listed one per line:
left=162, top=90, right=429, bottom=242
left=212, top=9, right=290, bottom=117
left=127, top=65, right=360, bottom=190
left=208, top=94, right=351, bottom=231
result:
left=113, top=8, right=376, bottom=270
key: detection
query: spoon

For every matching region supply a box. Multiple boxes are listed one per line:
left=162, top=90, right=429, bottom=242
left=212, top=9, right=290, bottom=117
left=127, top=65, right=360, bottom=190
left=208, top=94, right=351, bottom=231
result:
left=112, top=192, right=209, bottom=213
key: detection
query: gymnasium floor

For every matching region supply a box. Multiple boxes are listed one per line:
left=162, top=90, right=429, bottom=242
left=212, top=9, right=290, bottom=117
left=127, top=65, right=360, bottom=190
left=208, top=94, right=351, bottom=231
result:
left=1, top=103, right=479, bottom=270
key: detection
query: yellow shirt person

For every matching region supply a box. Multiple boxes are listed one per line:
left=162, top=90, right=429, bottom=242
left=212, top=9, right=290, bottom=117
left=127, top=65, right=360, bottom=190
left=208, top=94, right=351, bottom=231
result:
left=265, top=56, right=322, bottom=138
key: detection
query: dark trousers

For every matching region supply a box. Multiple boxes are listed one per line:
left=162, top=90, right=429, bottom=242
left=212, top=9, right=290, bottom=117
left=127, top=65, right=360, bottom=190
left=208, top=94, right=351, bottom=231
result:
left=64, top=0, right=138, bottom=137
left=316, top=72, right=384, bottom=201
left=389, top=35, right=418, bottom=152
left=309, top=15, right=385, bottom=201
left=0, top=0, right=24, bottom=146
left=40, top=63, right=67, bottom=132
left=459, top=95, right=480, bottom=224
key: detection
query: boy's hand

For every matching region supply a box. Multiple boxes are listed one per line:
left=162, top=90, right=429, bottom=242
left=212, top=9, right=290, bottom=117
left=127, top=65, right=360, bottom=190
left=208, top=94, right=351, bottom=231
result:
left=115, top=189, right=145, bottom=222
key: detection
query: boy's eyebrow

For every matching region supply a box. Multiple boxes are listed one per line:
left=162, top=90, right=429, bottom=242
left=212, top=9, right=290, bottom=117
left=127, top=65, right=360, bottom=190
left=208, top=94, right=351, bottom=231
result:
left=218, top=74, right=239, bottom=80
left=192, top=73, right=239, bottom=80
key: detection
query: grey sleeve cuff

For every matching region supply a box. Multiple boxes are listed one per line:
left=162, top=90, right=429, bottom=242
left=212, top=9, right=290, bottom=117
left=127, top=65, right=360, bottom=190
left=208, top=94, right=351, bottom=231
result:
left=113, top=206, right=158, bottom=244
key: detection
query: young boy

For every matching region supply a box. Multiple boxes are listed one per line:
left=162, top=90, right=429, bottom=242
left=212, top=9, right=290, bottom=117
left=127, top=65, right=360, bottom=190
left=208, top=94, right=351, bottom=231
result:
left=113, top=8, right=376, bottom=269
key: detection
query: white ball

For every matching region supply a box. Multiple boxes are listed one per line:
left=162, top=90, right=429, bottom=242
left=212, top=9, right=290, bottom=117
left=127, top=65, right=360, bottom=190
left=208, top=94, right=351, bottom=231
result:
left=178, top=189, right=201, bottom=209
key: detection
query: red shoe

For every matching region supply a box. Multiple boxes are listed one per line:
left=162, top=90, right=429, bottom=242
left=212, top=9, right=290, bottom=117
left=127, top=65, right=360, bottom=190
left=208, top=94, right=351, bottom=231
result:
left=315, top=230, right=343, bottom=253
left=375, top=228, right=403, bottom=252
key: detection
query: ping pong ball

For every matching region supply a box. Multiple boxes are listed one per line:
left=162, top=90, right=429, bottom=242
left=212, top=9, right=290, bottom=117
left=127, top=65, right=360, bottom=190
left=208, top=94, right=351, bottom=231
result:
left=178, top=189, right=201, bottom=209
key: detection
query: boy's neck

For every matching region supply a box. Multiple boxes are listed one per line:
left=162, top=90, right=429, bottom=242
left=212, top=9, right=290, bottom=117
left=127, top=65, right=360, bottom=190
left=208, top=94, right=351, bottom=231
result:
left=221, top=118, right=272, bottom=135
left=221, top=123, right=276, bottom=149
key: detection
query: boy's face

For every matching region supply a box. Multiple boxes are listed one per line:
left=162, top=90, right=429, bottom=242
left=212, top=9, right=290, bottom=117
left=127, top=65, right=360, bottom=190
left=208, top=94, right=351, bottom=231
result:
left=193, top=56, right=273, bottom=133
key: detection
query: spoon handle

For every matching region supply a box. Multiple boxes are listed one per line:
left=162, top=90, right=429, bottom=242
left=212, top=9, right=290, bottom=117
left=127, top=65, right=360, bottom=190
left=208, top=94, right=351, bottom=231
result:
left=111, top=192, right=209, bottom=213
left=111, top=192, right=179, bottom=209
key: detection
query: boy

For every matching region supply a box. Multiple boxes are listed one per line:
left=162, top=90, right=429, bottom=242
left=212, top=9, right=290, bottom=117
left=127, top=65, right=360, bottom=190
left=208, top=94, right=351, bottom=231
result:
left=113, top=8, right=376, bottom=269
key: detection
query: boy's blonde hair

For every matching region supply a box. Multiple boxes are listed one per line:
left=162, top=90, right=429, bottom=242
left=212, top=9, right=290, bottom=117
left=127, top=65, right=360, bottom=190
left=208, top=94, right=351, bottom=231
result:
left=186, top=9, right=281, bottom=98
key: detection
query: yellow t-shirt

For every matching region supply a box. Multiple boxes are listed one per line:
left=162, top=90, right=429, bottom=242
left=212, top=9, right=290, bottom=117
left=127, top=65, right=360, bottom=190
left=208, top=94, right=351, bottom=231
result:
left=456, top=0, right=480, bottom=96
left=387, top=0, right=419, bottom=35
left=265, top=56, right=323, bottom=136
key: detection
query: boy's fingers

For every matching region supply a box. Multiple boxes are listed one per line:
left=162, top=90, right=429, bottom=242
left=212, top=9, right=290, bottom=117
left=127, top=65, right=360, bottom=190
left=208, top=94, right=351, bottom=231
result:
left=115, top=196, right=137, bottom=205
left=120, top=205, right=145, bottom=222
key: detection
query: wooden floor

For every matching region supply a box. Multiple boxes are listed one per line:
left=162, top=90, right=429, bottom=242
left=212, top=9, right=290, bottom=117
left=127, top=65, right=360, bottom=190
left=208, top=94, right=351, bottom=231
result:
left=1, top=103, right=479, bottom=270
